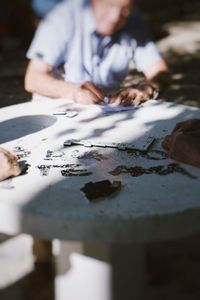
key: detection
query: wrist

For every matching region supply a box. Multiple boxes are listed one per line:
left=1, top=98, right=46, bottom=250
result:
left=59, top=81, right=78, bottom=101
left=138, top=83, right=159, bottom=100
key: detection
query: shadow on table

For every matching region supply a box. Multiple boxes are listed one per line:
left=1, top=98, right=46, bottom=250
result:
left=20, top=100, right=200, bottom=242
left=0, top=115, right=56, bottom=143
left=59, top=100, right=199, bottom=142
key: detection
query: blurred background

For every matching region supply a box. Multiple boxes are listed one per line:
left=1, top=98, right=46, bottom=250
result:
left=0, top=1, right=200, bottom=299
left=0, top=0, right=200, bottom=107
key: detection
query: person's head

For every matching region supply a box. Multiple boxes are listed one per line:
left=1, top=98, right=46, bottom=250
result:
left=91, top=0, right=134, bottom=36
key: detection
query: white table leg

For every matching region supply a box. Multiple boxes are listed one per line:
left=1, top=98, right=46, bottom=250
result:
left=54, top=241, right=145, bottom=300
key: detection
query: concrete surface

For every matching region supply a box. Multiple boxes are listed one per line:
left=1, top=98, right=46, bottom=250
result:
left=1, top=0, right=200, bottom=299
left=1, top=100, right=200, bottom=244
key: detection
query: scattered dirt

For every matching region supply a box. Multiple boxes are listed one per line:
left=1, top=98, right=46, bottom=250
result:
left=12, top=146, right=31, bottom=159
left=37, top=165, right=51, bottom=176
left=61, top=169, right=92, bottom=177
left=36, top=163, right=92, bottom=177
left=109, top=163, right=197, bottom=179
left=71, top=150, right=108, bottom=161
left=128, top=149, right=168, bottom=160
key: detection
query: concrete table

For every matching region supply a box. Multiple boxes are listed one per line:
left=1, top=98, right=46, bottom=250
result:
left=0, top=99, right=200, bottom=299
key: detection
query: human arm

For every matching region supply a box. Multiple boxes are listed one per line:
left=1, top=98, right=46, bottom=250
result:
left=25, top=1, right=103, bottom=105
left=142, top=57, right=169, bottom=91
left=0, top=147, right=21, bottom=181
left=108, top=58, right=169, bottom=106
left=25, top=59, right=103, bottom=105
left=108, top=8, right=169, bottom=106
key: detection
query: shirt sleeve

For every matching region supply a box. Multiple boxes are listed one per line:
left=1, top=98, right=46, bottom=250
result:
left=134, top=41, right=162, bottom=72
left=130, top=9, right=162, bottom=72
left=26, top=0, right=73, bottom=67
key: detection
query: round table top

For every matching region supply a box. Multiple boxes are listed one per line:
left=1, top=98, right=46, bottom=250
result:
left=0, top=99, right=200, bottom=243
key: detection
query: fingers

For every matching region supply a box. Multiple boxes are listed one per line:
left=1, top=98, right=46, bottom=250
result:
left=109, top=93, right=123, bottom=106
left=8, top=154, right=21, bottom=177
left=83, top=82, right=103, bottom=101
left=0, top=148, right=21, bottom=181
left=11, top=161, right=21, bottom=177
left=109, top=89, right=130, bottom=106
left=138, top=84, right=154, bottom=99
left=108, top=88, right=145, bottom=106
left=75, top=82, right=104, bottom=105
left=132, top=91, right=145, bottom=106
left=75, top=84, right=155, bottom=106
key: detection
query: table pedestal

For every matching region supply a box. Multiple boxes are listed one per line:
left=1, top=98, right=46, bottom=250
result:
left=54, top=241, right=145, bottom=300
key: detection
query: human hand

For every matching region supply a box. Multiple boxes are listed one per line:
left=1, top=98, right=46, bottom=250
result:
left=0, top=147, right=21, bottom=181
left=162, top=119, right=200, bottom=168
left=73, top=81, right=103, bottom=105
left=108, top=84, right=156, bottom=107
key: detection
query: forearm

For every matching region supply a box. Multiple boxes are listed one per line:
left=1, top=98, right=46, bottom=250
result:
left=110, top=61, right=170, bottom=105
left=25, top=64, right=77, bottom=100
left=143, top=59, right=170, bottom=92
left=24, top=60, right=103, bottom=104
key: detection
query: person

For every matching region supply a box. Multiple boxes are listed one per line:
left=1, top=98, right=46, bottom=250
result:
left=25, top=0, right=169, bottom=106
left=0, top=147, right=21, bottom=181
left=162, top=119, right=200, bottom=168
